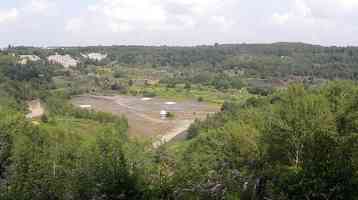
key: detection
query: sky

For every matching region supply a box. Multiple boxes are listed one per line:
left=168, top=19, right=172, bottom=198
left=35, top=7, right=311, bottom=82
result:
left=1, top=0, right=358, bottom=47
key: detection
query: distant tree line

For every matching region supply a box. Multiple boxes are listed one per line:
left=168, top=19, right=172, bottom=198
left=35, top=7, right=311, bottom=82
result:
left=7, top=43, right=358, bottom=81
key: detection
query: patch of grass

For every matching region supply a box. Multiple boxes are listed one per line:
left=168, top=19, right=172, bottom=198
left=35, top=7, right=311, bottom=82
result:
left=39, top=117, right=119, bottom=145
left=53, top=76, right=72, bottom=88
left=129, top=84, right=254, bottom=105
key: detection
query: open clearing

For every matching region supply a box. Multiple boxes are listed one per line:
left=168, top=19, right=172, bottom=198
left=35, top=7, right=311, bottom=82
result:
left=71, top=95, right=219, bottom=141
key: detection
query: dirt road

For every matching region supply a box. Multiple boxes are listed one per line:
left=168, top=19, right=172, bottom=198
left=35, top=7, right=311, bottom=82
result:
left=153, top=119, right=194, bottom=148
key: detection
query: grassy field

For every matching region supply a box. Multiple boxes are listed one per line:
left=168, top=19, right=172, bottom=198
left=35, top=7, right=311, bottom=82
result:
left=39, top=117, right=121, bottom=144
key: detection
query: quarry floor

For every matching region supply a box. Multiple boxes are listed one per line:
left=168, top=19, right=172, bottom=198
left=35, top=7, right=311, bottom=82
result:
left=71, top=95, right=219, bottom=142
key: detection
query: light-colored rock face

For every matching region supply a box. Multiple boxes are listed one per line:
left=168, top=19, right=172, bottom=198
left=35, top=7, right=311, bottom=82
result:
left=26, top=99, right=44, bottom=119
left=48, top=54, right=78, bottom=68
left=82, top=53, right=107, bottom=61
left=18, top=55, right=41, bottom=64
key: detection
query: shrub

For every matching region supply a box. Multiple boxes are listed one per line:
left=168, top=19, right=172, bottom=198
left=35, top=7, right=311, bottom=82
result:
left=167, top=112, right=175, bottom=118
left=143, top=90, right=157, bottom=97
left=184, top=82, right=191, bottom=90
left=197, top=96, right=204, bottom=102
left=41, top=114, right=49, bottom=123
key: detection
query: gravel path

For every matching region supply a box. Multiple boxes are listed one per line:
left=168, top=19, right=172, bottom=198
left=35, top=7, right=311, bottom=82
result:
left=153, top=119, right=194, bottom=148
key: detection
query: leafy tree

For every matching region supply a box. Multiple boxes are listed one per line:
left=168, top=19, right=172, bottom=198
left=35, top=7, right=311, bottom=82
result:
left=184, top=82, right=191, bottom=90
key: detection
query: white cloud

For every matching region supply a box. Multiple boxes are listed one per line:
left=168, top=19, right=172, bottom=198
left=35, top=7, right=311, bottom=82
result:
left=0, top=0, right=54, bottom=25
left=271, top=0, right=312, bottom=25
left=0, top=8, right=18, bottom=24
left=21, top=0, right=54, bottom=15
left=270, top=0, right=358, bottom=30
left=295, top=0, right=311, bottom=17
left=292, top=0, right=358, bottom=19
left=79, top=0, right=237, bottom=33
left=211, top=16, right=235, bottom=31
left=89, top=0, right=166, bottom=32
left=343, top=0, right=358, bottom=8
left=172, top=0, right=222, bottom=16
left=65, top=18, right=83, bottom=33
left=271, top=13, right=290, bottom=25
left=108, top=21, right=133, bottom=32
left=29, top=0, right=51, bottom=13
left=3, top=0, right=358, bottom=47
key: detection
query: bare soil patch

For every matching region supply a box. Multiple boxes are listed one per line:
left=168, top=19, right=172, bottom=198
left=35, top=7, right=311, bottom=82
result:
left=26, top=99, right=44, bottom=119
left=71, top=95, right=219, bottom=141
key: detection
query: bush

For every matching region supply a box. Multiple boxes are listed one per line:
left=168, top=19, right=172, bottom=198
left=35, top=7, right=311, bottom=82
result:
left=184, top=82, right=191, bottom=90
left=129, top=89, right=138, bottom=96
left=142, top=90, right=157, bottom=97
left=167, top=112, right=175, bottom=118
left=187, top=119, right=201, bottom=139
left=247, top=87, right=273, bottom=96
left=166, top=82, right=176, bottom=88
left=111, top=83, right=128, bottom=94
left=41, top=114, right=49, bottom=123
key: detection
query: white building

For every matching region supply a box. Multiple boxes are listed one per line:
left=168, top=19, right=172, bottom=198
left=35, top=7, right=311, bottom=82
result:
left=82, top=53, right=107, bottom=61
left=48, top=54, right=78, bottom=68
left=79, top=105, right=92, bottom=109
left=18, top=55, right=41, bottom=64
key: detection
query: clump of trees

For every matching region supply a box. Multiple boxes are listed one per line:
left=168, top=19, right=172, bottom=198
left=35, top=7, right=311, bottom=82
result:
left=181, top=81, right=358, bottom=199
left=161, top=73, right=245, bottom=91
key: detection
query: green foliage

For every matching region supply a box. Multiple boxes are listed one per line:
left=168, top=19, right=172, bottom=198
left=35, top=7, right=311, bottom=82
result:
left=1, top=47, right=358, bottom=200
left=0, top=109, right=23, bottom=185
left=167, top=112, right=175, bottom=119
left=41, top=114, right=49, bottom=123
left=276, top=132, right=356, bottom=200
left=142, top=90, right=157, bottom=98
left=78, top=131, right=142, bottom=199
left=0, top=56, right=54, bottom=102
left=197, top=96, right=204, bottom=102
left=166, top=82, right=176, bottom=89
left=1, top=119, right=137, bottom=200
left=264, top=84, right=336, bottom=166
left=184, top=82, right=191, bottom=90
left=0, top=54, right=16, bottom=65
left=179, top=81, right=358, bottom=199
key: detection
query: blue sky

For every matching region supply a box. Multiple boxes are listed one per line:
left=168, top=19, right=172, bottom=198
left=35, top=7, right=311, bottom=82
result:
left=1, top=0, right=358, bottom=47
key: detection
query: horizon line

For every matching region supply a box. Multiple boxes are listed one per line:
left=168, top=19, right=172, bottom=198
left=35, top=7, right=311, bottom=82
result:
left=3, top=41, right=358, bottom=49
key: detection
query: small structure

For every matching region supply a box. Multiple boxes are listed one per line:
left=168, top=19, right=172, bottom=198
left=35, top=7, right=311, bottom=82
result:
left=79, top=105, right=92, bottom=109
left=160, top=110, right=168, bottom=119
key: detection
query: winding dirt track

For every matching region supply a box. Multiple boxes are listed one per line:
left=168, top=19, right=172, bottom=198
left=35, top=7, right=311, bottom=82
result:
left=152, top=119, right=194, bottom=148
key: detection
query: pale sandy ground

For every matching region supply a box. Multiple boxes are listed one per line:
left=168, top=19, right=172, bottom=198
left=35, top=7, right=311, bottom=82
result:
left=71, top=95, right=219, bottom=147
left=26, top=99, right=44, bottom=119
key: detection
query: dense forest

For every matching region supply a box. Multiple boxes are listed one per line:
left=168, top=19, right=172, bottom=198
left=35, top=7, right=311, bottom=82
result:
left=0, top=44, right=358, bottom=199
left=8, top=42, right=358, bottom=80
